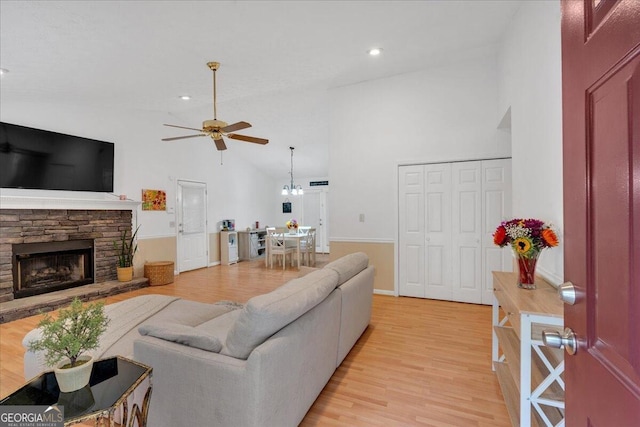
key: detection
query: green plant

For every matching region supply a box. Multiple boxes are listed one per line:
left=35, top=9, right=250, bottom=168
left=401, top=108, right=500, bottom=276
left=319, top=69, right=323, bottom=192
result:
left=28, top=298, right=110, bottom=368
left=113, top=225, right=140, bottom=268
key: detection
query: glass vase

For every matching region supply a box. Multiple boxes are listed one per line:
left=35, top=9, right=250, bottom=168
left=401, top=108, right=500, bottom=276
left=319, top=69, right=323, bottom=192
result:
left=515, top=253, right=538, bottom=290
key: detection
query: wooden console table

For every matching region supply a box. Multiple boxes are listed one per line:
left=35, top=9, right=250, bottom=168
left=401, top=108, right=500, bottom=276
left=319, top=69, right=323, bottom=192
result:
left=492, top=271, right=564, bottom=426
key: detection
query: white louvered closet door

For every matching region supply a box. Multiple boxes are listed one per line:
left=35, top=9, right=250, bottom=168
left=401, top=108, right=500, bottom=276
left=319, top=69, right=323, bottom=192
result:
left=451, top=161, right=482, bottom=303
left=481, top=159, right=513, bottom=304
left=398, top=165, right=425, bottom=297
left=398, top=159, right=511, bottom=304
left=423, top=163, right=452, bottom=301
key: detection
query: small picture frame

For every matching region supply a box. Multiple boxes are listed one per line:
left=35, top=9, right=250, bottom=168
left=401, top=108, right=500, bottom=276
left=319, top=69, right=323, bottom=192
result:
left=282, top=202, right=292, bottom=213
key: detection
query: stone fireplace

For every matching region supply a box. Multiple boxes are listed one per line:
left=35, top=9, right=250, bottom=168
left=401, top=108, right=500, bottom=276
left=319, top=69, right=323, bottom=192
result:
left=12, top=239, right=94, bottom=298
left=0, top=208, right=133, bottom=303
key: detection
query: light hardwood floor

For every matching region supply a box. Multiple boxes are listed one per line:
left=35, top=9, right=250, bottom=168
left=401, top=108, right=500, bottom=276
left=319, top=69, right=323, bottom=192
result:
left=0, top=256, right=510, bottom=426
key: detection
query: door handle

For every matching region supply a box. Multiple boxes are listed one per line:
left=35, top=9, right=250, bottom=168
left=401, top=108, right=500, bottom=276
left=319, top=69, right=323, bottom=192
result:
left=558, top=281, right=577, bottom=305
left=542, top=327, right=578, bottom=355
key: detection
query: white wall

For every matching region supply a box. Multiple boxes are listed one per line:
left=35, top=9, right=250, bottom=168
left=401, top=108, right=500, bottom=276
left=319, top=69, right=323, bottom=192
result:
left=497, top=0, right=563, bottom=283
left=273, top=175, right=328, bottom=228
left=328, top=49, right=511, bottom=241
left=0, top=99, right=277, bottom=240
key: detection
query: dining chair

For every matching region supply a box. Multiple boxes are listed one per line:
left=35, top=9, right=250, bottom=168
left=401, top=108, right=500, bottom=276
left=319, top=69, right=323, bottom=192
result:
left=264, top=227, right=275, bottom=267
left=266, top=228, right=296, bottom=269
left=299, top=227, right=316, bottom=266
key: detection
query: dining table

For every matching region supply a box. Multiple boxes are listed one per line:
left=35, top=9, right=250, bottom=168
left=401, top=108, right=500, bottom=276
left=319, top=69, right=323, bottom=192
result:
left=264, top=229, right=306, bottom=269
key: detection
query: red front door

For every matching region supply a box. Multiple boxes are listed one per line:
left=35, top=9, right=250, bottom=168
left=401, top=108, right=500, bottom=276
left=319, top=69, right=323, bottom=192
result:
left=562, top=0, right=640, bottom=425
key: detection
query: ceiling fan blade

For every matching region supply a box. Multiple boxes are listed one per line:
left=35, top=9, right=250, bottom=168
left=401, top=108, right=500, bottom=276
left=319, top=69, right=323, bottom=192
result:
left=227, top=134, right=269, bottom=145
left=214, top=137, right=227, bottom=151
left=162, top=134, right=206, bottom=141
left=221, top=121, right=252, bottom=133
left=163, top=123, right=204, bottom=132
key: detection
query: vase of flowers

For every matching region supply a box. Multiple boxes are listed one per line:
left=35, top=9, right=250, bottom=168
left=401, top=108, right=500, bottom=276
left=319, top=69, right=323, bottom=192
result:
left=493, top=218, right=559, bottom=289
left=286, top=219, right=298, bottom=234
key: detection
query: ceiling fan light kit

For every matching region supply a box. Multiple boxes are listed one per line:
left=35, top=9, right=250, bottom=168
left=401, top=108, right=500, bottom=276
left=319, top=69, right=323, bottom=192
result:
left=282, top=147, right=303, bottom=196
left=162, top=61, right=268, bottom=151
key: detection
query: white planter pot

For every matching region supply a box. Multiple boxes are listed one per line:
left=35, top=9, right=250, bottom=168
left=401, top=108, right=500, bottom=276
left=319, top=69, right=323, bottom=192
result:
left=54, top=355, right=94, bottom=393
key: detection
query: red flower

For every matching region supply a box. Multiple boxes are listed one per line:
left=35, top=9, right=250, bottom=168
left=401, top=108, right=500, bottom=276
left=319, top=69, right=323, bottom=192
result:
left=493, top=225, right=507, bottom=246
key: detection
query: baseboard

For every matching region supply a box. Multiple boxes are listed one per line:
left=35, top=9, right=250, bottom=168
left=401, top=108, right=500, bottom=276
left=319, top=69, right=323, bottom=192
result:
left=374, top=289, right=396, bottom=296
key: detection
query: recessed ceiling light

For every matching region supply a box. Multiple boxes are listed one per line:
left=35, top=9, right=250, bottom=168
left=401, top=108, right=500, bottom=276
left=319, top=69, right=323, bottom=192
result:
left=179, top=95, right=191, bottom=100
left=368, top=48, right=383, bottom=56
left=0, top=68, right=9, bottom=75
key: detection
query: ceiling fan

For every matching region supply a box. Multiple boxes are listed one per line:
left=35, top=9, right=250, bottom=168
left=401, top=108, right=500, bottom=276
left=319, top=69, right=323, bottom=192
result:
left=162, top=62, right=268, bottom=151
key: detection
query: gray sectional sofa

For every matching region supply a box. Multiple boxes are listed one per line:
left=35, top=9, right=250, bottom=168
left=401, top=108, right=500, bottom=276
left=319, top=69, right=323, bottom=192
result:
left=23, top=252, right=374, bottom=427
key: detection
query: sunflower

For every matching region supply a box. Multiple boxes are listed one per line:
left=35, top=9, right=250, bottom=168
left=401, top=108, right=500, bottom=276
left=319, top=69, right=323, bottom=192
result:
left=513, top=237, right=533, bottom=255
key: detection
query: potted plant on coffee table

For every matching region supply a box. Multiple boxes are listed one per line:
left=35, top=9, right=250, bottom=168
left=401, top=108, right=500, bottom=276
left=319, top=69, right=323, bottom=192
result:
left=113, top=225, right=139, bottom=282
left=28, top=297, right=110, bottom=392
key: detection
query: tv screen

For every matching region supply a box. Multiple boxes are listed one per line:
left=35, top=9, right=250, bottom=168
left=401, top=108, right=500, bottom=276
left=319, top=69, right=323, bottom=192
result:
left=0, top=122, right=114, bottom=192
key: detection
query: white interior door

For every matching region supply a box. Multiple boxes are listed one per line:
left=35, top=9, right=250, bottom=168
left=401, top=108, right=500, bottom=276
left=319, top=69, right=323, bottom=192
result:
left=399, top=165, right=425, bottom=297
left=424, top=163, right=452, bottom=300
left=451, top=161, right=482, bottom=303
left=302, top=189, right=329, bottom=253
left=398, top=158, right=512, bottom=304
left=177, top=180, right=208, bottom=272
left=481, top=159, right=512, bottom=304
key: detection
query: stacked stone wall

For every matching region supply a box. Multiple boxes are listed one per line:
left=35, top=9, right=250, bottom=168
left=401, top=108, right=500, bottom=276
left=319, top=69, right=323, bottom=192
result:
left=0, top=209, right=133, bottom=302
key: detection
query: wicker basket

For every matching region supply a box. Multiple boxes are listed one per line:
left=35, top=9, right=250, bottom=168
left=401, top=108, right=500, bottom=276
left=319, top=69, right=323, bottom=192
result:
left=144, top=261, right=174, bottom=286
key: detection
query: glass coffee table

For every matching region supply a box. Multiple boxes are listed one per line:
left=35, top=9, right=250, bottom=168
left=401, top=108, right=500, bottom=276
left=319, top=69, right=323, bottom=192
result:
left=1, top=356, right=152, bottom=426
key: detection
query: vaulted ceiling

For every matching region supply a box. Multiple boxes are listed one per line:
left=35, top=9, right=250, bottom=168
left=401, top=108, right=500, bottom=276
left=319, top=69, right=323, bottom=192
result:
left=0, top=1, right=521, bottom=181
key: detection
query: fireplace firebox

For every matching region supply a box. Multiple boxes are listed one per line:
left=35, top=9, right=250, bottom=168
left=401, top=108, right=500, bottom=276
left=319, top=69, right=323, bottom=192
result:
left=12, top=240, right=94, bottom=299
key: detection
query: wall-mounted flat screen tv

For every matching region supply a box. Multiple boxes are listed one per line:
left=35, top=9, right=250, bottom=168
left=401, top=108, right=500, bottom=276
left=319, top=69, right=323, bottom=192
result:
left=0, top=122, right=114, bottom=192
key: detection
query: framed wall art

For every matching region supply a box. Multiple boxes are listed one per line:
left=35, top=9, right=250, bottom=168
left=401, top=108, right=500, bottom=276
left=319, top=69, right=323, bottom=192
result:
left=142, top=189, right=167, bottom=211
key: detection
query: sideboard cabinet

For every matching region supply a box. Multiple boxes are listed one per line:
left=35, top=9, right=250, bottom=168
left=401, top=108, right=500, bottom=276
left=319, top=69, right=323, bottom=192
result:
left=492, top=272, right=564, bottom=427
left=238, top=230, right=267, bottom=261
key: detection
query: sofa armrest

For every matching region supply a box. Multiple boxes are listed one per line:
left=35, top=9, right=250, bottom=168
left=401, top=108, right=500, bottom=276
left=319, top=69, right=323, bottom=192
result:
left=336, top=265, right=374, bottom=366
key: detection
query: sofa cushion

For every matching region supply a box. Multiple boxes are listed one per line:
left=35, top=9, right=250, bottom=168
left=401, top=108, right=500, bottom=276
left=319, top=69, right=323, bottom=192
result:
left=223, top=268, right=339, bottom=359
left=196, top=309, right=243, bottom=344
left=139, top=322, right=222, bottom=352
left=323, top=252, right=369, bottom=286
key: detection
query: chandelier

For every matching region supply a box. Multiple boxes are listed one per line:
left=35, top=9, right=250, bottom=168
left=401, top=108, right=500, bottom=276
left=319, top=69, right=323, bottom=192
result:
left=281, top=146, right=304, bottom=196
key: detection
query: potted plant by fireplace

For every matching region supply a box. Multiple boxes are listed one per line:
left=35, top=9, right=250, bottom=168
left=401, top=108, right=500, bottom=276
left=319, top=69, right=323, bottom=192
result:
left=27, top=297, right=110, bottom=392
left=113, top=225, right=139, bottom=282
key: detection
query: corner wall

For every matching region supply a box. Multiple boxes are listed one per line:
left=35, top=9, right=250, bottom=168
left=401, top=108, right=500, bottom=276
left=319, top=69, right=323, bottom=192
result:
left=497, top=0, right=563, bottom=283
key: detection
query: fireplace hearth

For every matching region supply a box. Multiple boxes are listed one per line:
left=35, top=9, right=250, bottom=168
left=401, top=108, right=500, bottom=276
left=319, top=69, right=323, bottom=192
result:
left=13, top=240, right=94, bottom=299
